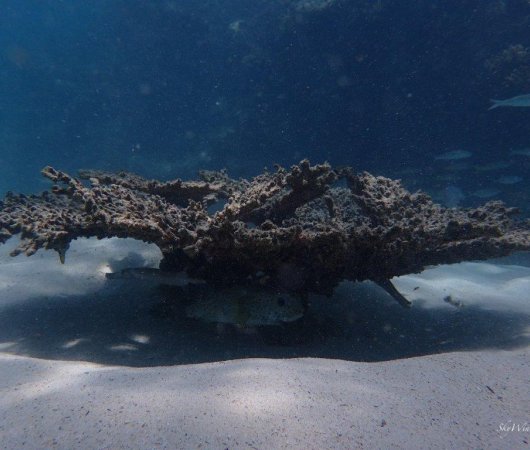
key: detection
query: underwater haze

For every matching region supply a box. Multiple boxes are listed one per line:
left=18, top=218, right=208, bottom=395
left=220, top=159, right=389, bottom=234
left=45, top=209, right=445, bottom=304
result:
left=1, top=0, right=529, bottom=215
left=1, top=2, right=530, bottom=449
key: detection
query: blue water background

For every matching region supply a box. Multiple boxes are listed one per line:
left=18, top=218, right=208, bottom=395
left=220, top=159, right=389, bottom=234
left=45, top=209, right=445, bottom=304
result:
left=1, top=1, right=529, bottom=214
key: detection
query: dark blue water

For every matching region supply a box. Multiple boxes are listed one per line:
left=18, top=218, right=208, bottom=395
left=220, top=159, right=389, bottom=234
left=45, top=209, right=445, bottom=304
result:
left=1, top=0, right=529, bottom=213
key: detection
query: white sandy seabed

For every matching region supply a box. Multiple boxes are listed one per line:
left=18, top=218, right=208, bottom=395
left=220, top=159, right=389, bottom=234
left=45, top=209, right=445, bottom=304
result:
left=0, top=237, right=528, bottom=449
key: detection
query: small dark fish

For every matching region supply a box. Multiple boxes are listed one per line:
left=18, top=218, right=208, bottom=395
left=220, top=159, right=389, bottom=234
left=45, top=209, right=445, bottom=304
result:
left=106, top=268, right=203, bottom=286
left=443, top=295, right=464, bottom=308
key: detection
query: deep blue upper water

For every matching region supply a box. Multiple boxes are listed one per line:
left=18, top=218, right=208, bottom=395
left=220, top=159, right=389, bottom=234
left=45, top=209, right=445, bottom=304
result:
left=1, top=0, right=529, bottom=214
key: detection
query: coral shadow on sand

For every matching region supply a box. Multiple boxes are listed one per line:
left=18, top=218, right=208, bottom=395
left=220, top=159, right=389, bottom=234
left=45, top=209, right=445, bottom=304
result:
left=0, top=281, right=527, bottom=367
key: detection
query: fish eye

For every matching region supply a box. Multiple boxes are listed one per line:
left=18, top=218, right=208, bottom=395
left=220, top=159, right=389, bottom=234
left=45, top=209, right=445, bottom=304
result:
left=277, top=297, right=286, bottom=307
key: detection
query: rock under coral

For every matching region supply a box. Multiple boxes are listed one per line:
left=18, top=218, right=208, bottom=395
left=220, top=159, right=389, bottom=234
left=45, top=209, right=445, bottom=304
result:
left=1, top=160, right=529, bottom=305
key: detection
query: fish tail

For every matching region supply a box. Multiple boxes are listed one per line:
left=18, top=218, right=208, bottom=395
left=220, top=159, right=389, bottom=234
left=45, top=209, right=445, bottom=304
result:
left=488, top=99, right=503, bottom=110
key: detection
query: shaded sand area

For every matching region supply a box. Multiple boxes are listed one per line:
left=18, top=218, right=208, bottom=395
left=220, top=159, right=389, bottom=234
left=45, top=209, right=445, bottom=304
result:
left=0, top=238, right=529, bottom=449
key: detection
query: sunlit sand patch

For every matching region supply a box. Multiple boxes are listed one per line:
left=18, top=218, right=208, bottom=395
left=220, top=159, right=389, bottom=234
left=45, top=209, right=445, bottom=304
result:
left=108, top=344, right=138, bottom=352
left=129, top=334, right=150, bottom=344
left=0, top=342, right=16, bottom=350
left=393, top=261, right=530, bottom=312
left=97, top=263, right=113, bottom=275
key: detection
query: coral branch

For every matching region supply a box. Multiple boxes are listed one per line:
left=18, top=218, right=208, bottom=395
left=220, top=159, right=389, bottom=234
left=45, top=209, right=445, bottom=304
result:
left=1, top=161, right=529, bottom=297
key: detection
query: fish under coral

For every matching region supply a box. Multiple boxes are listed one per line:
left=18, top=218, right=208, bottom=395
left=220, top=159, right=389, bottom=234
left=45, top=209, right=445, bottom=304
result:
left=184, top=284, right=305, bottom=327
left=1, top=160, right=529, bottom=309
left=107, top=267, right=304, bottom=327
left=106, top=267, right=204, bottom=286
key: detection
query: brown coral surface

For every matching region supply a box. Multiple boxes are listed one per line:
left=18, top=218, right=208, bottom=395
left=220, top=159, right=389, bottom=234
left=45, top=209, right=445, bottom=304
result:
left=1, top=161, right=529, bottom=299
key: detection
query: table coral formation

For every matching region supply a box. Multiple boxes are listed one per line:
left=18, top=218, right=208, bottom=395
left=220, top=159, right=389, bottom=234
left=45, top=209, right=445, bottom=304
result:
left=1, top=160, right=529, bottom=306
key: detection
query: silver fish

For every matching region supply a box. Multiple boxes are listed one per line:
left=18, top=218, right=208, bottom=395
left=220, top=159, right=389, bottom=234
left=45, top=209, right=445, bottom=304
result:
left=470, top=188, right=501, bottom=199
left=185, top=285, right=305, bottom=327
left=496, top=175, right=523, bottom=185
left=474, top=161, right=513, bottom=172
left=509, top=148, right=530, bottom=157
left=488, top=94, right=530, bottom=110
left=434, top=150, right=472, bottom=161
left=106, top=268, right=203, bottom=286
